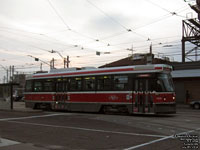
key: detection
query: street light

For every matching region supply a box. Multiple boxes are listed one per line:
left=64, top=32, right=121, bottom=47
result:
left=27, top=55, right=53, bottom=70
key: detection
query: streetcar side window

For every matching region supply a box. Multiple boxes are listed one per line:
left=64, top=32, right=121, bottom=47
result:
left=56, top=78, right=64, bottom=92
left=114, top=75, right=128, bottom=90
left=69, top=77, right=82, bottom=91
left=44, top=79, right=54, bottom=92
left=97, top=75, right=112, bottom=91
left=63, top=78, right=68, bottom=92
left=83, top=77, right=95, bottom=91
left=25, top=80, right=33, bottom=92
left=33, top=80, right=43, bottom=92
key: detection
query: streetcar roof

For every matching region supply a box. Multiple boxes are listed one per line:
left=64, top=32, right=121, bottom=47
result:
left=26, top=64, right=172, bottom=80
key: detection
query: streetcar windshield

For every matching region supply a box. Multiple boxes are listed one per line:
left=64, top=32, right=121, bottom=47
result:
left=157, top=73, right=174, bottom=92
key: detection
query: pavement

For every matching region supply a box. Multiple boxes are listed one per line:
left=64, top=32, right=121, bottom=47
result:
left=0, top=102, right=43, bottom=150
left=10, top=102, right=193, bottom=112
left=0, top=102, right=197, bottom=150
left=12, top=102, right=42, bottom=113
left=0, top=102, right=42, bottom=113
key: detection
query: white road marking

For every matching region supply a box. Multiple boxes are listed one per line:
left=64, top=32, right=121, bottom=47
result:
left=124, top=135, right=173, bottom=150
left=124, top=127, right=200, bottom=150
left=0, top=138, right=20, bottom=147
left=5, top=120, right=167, bottom=138
left=0, top=113, right=61, bottom=121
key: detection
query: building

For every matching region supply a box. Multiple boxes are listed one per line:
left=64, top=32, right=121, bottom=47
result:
left=12, top=74, right=26, bottom=100
left=100, top=54, right=200, bottom=104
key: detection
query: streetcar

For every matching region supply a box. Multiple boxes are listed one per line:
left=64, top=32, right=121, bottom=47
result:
left=24, top=64, right=176, bottom=114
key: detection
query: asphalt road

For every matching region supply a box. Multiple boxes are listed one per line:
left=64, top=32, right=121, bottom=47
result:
left=0, top=106, right=199, bottom=150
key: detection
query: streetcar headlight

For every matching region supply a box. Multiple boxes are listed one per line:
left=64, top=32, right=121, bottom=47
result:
left=172, top=97, right=175, bottom=100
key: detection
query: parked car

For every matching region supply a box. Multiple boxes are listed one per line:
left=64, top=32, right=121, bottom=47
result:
left=14, top=95, right=24, bottom=101
left=190, top=101, right=200, bottom=109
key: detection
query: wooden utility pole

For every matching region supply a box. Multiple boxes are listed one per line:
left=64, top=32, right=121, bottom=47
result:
left=67, top=56, right=70, bottom=68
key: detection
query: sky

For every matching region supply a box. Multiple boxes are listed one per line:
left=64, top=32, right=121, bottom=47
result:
left=0, top=0, right=197, bottom=82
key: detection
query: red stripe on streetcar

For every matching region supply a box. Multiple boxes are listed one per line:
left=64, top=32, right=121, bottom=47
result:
left=154, top=67, right=163, bottom=70
left=33, top=68, right=134, bottom=78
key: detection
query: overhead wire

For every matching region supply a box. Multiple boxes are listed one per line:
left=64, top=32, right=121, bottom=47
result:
left=144, top=0, right=187, bottom=19
left=86, top=0, right=130, bottom=31
left=46, top=0, right=104, bottom=43
left=98, top=5, right=189, bottom=42
left=46, top=0, right=71, bottom=30
left=0, top=1, right=193, bottom=69
left=0, top=27, right=76, bottom=48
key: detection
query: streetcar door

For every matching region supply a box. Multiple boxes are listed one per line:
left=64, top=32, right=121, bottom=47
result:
left=134, top=78, right=152, bottom=113
left=55, top=78, right=66, bottom=110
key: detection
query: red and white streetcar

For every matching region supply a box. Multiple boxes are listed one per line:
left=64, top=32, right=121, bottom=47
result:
left=24, top=64, right=176, bottom=114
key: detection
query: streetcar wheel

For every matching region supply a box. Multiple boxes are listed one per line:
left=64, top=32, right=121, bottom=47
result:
left=33, top=103, right=39, bottom=109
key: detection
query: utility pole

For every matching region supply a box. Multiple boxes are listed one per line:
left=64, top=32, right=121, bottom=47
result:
left=40, top=63, right=43, bottom=71
left=150, top=43, right=152, bottom=54
left=7, top=69, right=8, bottom=83
left=64, top=58, right=66, bottom=68
left=9, top=66, right=12, bottom=82
left=12, top=65, right=14, bottom=82
left=50, top=58, right=55, bottom=69
left=66, top=56, right=70, bottom=68
left=3, top=76, right=6, bottom=83
left=126, top=45, right=134, bottom=57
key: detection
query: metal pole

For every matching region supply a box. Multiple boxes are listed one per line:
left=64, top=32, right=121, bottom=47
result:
left=12, top=66, right=14, bottom=82
left=67, top=56, right=69, bottom=68
left=7, top=69, right=8, bottom=83
left=182, top=21, right=185, bottom=63
left=10, top=83, right=13, bottom=110
left=182, top=39, right=185, bottom=63
left=64, top=58, right=66, bottom=68
left=9, top=66, right=11, bottom=82
left=40, top=63, right=42, bottom=71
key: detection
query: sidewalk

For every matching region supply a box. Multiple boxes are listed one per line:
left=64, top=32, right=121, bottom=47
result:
left=0, top=102, right=42, bottom=113
left=0, top=102, right=43, bottom=150
left=176, top=103, right=191, bottom=109
left=13, top=102, right=42, bottom=113
left=0, top=140, right=48, bottom=150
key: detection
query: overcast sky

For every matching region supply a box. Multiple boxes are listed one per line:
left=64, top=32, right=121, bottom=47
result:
left=0, top=0, right=197, bottom=81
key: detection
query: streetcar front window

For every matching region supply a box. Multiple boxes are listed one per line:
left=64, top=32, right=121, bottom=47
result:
left=157, top=73, right=174, bottom=92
